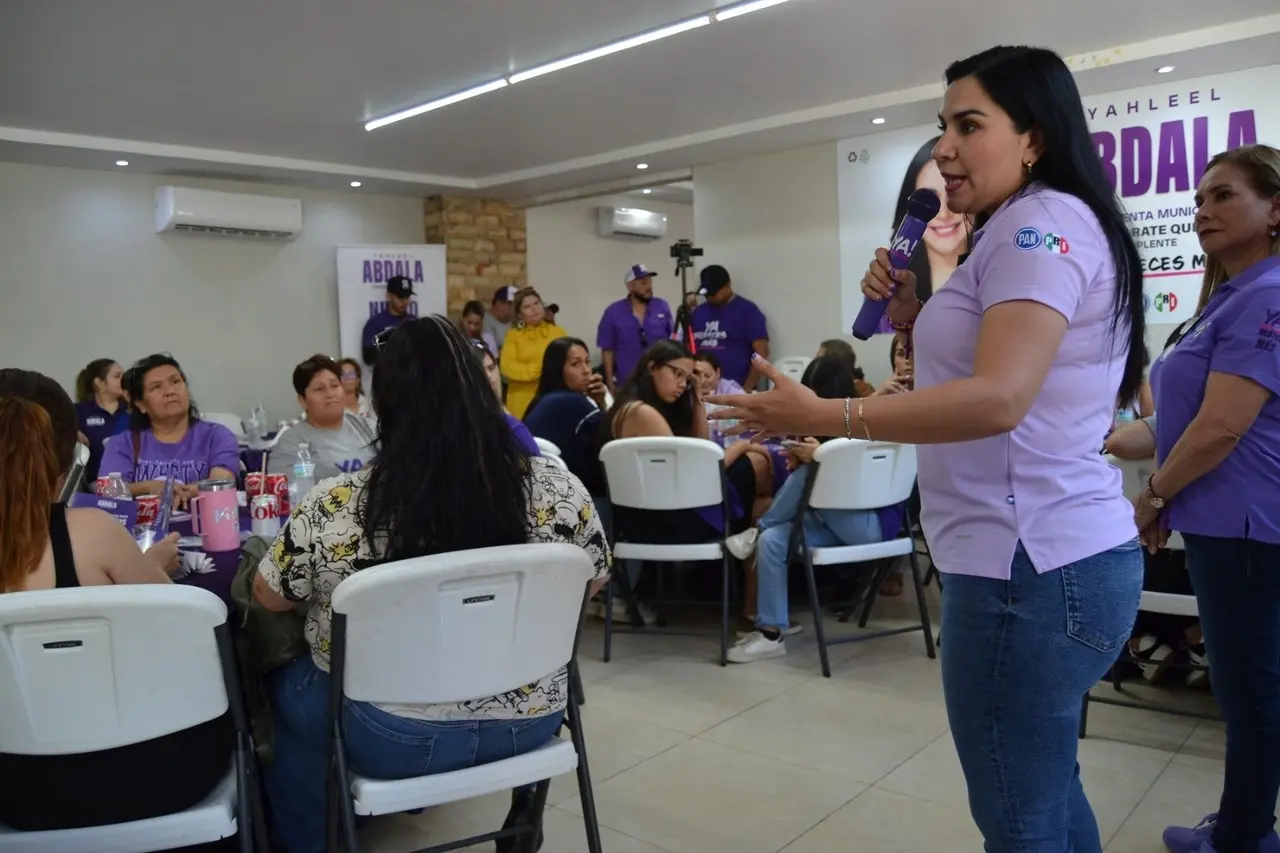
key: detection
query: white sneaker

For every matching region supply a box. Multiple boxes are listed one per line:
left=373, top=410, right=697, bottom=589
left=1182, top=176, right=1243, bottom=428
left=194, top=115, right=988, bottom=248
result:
left=725, top=528, right=760, bottom=560
left=737, top=623, right=802, bottom=638
left=727, top=631, right=787, bottom=663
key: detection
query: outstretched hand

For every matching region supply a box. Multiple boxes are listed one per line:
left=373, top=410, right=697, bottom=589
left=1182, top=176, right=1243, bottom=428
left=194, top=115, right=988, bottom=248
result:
left=706, top=354, right=823, bottom=438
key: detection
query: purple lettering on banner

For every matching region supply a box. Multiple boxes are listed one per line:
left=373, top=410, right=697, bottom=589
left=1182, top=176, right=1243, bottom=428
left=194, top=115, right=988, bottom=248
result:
left=362, top=261, right=373, bottom=283
left=393, top=260, right=405, bottom=278
left=1094, top=131, right=1118, bottom=187
left=1155, top=121, right=1190, bottom=194
left=369, top=301, right=382, bottom=318
left=1127, top=100, right=1140, bottom=115
left=409, top=301, right=419, bottom=316
left=1121, top=126, right=1153, bottom=196
left=372, top=260, right=384, bottom=281
left=414, top=261, right=424, bottom=282
left=1192, top=116, right=1210, bottom=186
left=1227, top=110, right=1259, bottom=149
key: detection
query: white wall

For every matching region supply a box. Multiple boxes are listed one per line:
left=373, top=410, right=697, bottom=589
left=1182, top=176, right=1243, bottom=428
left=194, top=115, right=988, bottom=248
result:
left=526, top=194, right=695, bottom=359
left=694, top=143, right=1180, bottom=386
left=0, top=162, right=425, bottom=422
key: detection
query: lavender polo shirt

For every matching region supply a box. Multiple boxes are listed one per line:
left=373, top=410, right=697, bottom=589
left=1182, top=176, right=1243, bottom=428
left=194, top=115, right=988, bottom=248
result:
left=1151, top=255, right=1280, bottom=544
left=597, top=297, right=674, bottom=385
left=913, top=183, right=1135, bottom=578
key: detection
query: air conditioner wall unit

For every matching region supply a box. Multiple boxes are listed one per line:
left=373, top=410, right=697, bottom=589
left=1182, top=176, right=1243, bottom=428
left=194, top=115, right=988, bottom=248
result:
left=155, top=186, right=303, bottom=239
left=596, top=206, right=667, bottom=240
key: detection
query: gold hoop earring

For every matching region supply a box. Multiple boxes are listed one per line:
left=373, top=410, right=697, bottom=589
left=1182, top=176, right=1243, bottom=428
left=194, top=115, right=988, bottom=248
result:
left=1023, top=161, right=1034, bottom=177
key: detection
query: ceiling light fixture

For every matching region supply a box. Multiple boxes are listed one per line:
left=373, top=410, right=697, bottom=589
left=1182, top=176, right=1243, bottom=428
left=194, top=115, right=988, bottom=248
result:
left=642, top=189, right=653, bottom=194
left=510, top=15, right=711, bottom=84
left=115, top=160, right=129, bottom=166
left=636, top=163, right=649, bottom=170
left=871, top=117, right=886, bottom=125
left=365, top=78, right=509, bottom=131
left=350, top=181, right=363, bottom=187
left=714, top=0, right=794, bottom=22
left=1157, top=65, right=1175, bottom=74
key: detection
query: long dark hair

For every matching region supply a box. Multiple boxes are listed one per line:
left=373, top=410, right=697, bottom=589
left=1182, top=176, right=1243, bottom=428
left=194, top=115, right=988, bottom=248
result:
left=602, top=340, right=695, bottom=442
left=525, top=337, right=589, bottom=418
left=75, top=358, right=117, bottom=404
left=892, top=136, right=947, bottom=301
left=0, top=368, right=79, bottom=477
left=800, top=356, right=857, bottom=401
left=363, top=316, right=528, bottom=562
left=945, top=46, right=1146, bottom=406
left=816, top=339, right=863, bottom=382
left=124, top=354, right=201, bottom=431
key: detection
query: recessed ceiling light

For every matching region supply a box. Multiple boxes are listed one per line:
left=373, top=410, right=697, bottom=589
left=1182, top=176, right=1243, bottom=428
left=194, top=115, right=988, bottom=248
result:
left=365, top=78, right=509, bottom=131
left=871, top=117, right=886, bottom=125
left=1157, top=65, right=1175, bottom=74
left=642, top=189, right=653, bottom=194
left=350, top=181, right=362, bottom=188
left=636, top=163, right=649, bottom=170
left=115, top=160, right=129, bottom=166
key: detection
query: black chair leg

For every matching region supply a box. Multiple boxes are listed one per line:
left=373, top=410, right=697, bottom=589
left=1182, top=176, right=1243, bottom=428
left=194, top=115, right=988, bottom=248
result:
left=330, top=736, right=360, bottom=853
left=234, top=740, right=253, bottom=853
left=857, top=561, right=885, bottom=629
left=908, top=549, right=937, bottom=660
left=803, top=553, right=832, bottom=678
left=603, top=575, right=614, bottom=663
left=570, top=658, right=586, bottom=707
left=565, top=687, right=604, bottom=853
left=519, top=779, right=553, bottom=853
left=720, top=554, right=730, bottom=666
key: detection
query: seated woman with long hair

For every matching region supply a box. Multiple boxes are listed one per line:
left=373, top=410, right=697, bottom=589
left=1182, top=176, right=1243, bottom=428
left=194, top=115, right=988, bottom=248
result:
left=722, top=356, right=905, bottom=663
left=523, top=337, right=609, bottom=493
left=471, top=337, right=540, bottom=456
left=253, top=317, right=611, bottom=853
left=601, top=340, right=773, bottom=543
left=0, top=369, right=231, bottom=833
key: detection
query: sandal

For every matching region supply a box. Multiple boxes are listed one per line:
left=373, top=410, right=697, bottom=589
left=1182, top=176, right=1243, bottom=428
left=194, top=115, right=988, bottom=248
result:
left=878, top=573, right=904, bottom=597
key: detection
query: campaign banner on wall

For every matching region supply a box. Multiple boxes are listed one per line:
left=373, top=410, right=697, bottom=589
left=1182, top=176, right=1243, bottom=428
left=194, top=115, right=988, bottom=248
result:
left=336, top=245, right=446, bottom=389
left=837, top=64, right=1278, bottom=334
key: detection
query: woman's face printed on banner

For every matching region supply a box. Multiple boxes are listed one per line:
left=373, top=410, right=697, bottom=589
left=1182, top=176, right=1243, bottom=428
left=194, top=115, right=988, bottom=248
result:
left=914, top=159, right=967, bottom=259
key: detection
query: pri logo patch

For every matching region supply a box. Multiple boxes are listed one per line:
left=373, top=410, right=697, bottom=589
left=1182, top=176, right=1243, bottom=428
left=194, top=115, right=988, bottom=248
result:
left=1043, top=233, right=1070, bottom=255
left=1014, top=227, right=1042, bottom=251
left=1256, top=308, right=1280, bottom=353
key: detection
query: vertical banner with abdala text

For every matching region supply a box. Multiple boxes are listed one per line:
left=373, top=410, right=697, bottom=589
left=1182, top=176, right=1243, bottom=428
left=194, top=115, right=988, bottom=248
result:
left=837, top=64, right=1277, bottom=335
left=336, top=245, right=447, bottom=391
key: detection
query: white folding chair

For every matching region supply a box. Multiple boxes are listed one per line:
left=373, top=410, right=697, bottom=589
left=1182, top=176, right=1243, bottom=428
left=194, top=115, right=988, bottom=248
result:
left=0, top=585, right=265, bottom=853
left=57, top=442, right=91, bottom=502
left=775, top=356, right=813, bottom=383
left=326, top=543, right=602, bottom=853
left=789, top=439, right=936, bottom=677
left=203, top=412, right=247, bottom=441
left=599, top=437, right=734, bottom=665
left=534, top=437, right=562, bottom=458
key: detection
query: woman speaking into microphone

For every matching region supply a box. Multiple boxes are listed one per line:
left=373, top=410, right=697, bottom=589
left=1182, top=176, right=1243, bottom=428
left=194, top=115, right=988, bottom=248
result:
left=710, top=46, right=1146, bottom=853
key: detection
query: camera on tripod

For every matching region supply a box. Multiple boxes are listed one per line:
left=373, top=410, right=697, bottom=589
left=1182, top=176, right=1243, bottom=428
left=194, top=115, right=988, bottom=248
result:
left=669, top=238, right=704, bottom=272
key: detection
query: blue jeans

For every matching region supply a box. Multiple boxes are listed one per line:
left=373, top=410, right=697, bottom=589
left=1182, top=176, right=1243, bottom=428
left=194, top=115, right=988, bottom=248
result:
left=755, top=467, right=883, bottom=630
left=1184, top=534, right=1280, bottom=853
left=263, top=654, right=565, bottom=853
left=941, top=540, right=1142, bottom=853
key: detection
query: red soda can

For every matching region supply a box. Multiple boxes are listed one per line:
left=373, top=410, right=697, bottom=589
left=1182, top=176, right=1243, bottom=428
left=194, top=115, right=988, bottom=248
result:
left=136, top=495, right=161, bottom=526
left=266, top=473, right=290, bottom=515
left=245, top=472, right=266, bottom=498
left=94, top=477, right=112, bottom=496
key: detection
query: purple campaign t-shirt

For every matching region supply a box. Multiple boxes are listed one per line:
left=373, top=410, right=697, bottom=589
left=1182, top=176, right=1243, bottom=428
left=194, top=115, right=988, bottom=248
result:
left=692, top=296, right=768, bottom=387
left=913, top=183, right=1135, bottom=579
left=597, top=297, right=675, bottom=386
left=1151, top=256, right=1280, bottom=544
left=100, top=419, right=241, bottom=484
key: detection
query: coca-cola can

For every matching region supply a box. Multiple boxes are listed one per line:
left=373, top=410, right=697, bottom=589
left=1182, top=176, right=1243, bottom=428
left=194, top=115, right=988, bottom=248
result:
left=94, top=476, right=112, bottom=496
left=136, top=495, right=160, bottom=526
left=250, top=494, right=281, bottom=539
left=245, top=471, right=266, bottom=497
left=266, top=473, right=290, bottom=516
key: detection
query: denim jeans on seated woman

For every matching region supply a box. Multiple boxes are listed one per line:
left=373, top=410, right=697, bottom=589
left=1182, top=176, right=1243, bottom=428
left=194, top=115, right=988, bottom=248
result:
left=940, top=540, right=1142, bottom=853
left=263, top=654, right=565, bottom=853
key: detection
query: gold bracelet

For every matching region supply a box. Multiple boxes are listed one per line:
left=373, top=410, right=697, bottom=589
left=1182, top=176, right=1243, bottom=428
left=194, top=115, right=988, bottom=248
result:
left=842, top=397, right=853, bottom=439
left=857, top=397, right=872, bottom=440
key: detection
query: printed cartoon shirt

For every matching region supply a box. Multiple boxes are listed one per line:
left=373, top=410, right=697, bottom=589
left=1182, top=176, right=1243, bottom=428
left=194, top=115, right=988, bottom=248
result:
left=257, top=456, right=612, bottom=721
left=913, top=182, right=1135, bottom=579
left=1151, top=255, right=1280, bottom=544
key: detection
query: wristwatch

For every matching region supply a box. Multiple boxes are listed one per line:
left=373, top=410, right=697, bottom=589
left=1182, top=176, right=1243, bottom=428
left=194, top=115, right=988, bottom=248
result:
left=1144, top=476, right=1166, bottom=510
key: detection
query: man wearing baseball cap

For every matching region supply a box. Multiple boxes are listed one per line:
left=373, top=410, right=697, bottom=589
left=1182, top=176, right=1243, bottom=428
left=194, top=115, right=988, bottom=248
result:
left=361, top=275, right=415, bottom=365
left=596, top=264, right=674, bottom=394
left=483, top=284, right=518, bottom=354
left=693, top=264, right=769, bottom=390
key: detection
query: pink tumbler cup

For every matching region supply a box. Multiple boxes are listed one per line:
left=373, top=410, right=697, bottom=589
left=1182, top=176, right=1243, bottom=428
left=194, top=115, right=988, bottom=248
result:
left=190, top=478, right=242, bottom=553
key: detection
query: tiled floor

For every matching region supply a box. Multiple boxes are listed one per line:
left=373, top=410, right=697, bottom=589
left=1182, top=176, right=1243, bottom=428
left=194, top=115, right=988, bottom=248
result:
left=358, top=598, right=1252, bottom=853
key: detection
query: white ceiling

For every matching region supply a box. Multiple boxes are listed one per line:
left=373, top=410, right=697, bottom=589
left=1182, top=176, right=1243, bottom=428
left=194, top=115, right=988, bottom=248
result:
left=1, top=0, right=1278, bottom=203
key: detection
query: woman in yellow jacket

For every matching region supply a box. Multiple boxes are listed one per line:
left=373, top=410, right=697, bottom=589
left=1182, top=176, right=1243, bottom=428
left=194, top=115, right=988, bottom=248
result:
left=500, top=287, right=568, bottom=419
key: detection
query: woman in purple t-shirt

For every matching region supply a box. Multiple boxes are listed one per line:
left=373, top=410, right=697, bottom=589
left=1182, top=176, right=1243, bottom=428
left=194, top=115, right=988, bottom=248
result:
left=711, top=47, right=1149, bottom=853
left=1138, top=145, right=1280, bottom=853
left=100, top=354, right=240, bottom=508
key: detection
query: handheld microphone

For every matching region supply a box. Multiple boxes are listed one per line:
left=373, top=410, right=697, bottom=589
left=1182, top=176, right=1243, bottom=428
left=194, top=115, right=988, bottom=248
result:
left=850, top=188, right=943, bottom=340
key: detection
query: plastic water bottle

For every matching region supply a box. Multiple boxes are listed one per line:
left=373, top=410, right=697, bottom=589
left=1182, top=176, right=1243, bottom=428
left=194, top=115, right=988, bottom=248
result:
left=245, top=405, right=267, bottom=447
left=100, top=472, right=132, bottom=500
left=288, top=442, right=316, bottom=507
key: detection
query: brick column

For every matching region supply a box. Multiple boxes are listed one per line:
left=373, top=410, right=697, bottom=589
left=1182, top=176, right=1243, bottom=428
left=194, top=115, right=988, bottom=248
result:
left=425, top=196, right=527, bottom=316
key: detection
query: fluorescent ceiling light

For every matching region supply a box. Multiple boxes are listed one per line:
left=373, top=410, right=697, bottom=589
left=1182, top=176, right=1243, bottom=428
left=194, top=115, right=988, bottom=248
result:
left=1156, top=65, right=1175, bottom=74
left=350, top=181, right=362, bottom=187
left=714, top=0, right=793, bottom=22
left=115, top=159, right=129, bottom=166
left=871, top=117, right=886, bottom=125
left=510, top=15, right=711, bottom=84
left=365, top=78, right=509, bottom=131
